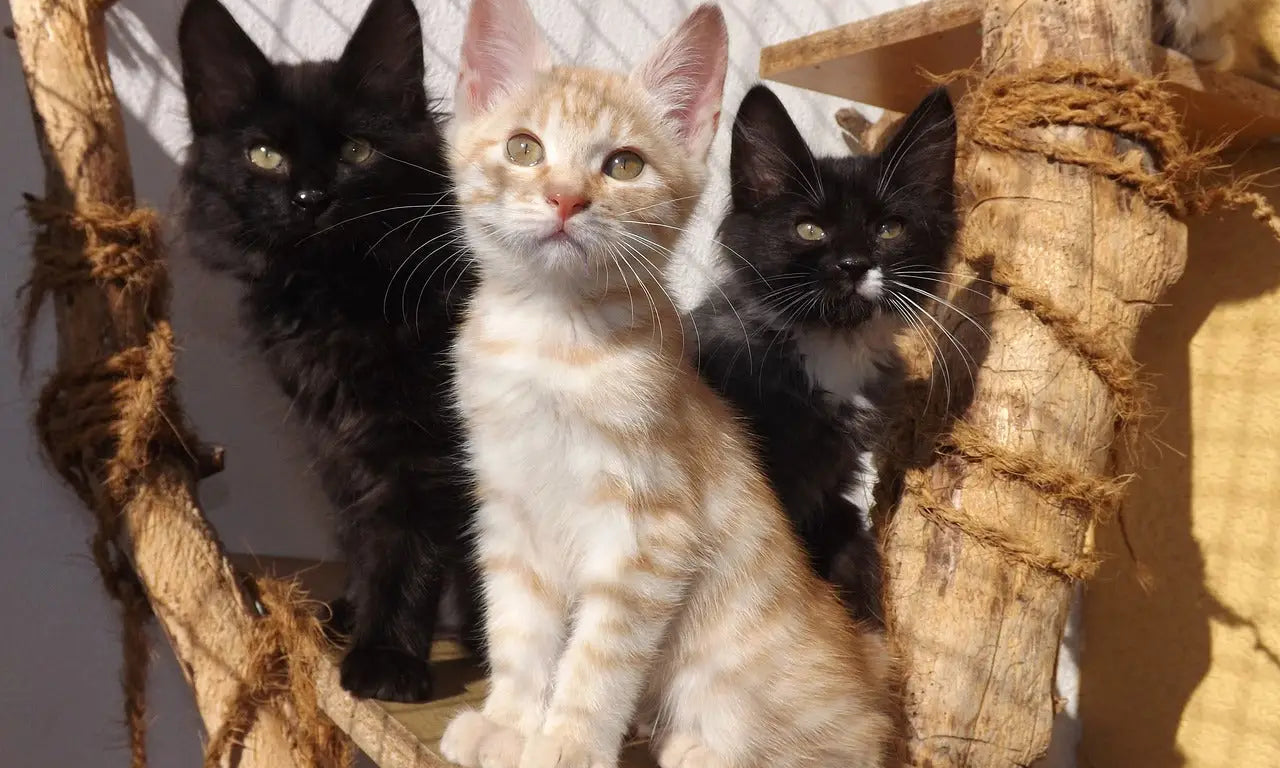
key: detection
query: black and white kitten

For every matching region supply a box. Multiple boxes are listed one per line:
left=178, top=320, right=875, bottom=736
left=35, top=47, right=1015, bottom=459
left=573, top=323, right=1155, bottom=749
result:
left=691, top=85, right=957, bottom=625
left=177, top=0, right=479, bottom=702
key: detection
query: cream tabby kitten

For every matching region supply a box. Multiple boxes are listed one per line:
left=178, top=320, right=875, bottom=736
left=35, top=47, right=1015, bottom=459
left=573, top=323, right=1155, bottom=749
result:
left=439, top=2, right=894, bottom=768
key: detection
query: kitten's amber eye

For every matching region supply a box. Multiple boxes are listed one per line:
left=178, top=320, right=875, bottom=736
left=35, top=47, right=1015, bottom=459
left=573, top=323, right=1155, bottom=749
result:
left=603, top=150, right=644, bottom=181
left=506, top=133, right=544, bottom=166
left=877, top=219, right=905, bottom=240
left=340, top=138, right=374, bottom=164
left=796, top=221, right=826, bottom=241
left=247, top=145, right=285, bottom=171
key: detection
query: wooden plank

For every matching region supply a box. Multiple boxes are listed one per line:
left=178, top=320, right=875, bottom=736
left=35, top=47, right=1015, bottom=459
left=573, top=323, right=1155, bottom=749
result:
left=760, top=0, right=1280, bottom=144
left=230, top=555, right=659, bottom=768
left=759, top=0, right=981, bottom=114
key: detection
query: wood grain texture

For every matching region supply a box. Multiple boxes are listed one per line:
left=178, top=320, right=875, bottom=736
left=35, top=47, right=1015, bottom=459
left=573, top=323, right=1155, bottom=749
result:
left=761, top=0, right=1280, bottom=144
left=879, top=0, right=1189, bottom=766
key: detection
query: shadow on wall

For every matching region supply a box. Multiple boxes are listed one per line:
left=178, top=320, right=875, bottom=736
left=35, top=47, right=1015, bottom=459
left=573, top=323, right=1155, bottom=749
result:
left=1080, top=145, right=1280, bottom=768
left=104, top=0, right=338, bottom=560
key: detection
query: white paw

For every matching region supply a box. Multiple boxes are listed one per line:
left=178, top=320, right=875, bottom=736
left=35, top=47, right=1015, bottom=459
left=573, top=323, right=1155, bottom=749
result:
left=442, top=709, right=507, bottom=767
left=519, top=731, right=612, bottom=768
left=478, top=724, right=527, bottom=768
left=655, top=735, right=726, bottom=768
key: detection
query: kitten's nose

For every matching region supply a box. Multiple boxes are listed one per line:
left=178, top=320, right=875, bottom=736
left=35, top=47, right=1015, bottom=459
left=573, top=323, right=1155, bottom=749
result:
left=837, top=258, right=871, bottom=279
left=292, top=189, right=329, bottom=212
left=546, top=192, right=589, bottom=223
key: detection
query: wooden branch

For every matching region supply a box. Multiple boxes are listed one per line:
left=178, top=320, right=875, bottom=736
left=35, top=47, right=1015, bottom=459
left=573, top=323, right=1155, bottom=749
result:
left=881, top=1, right=1187, bottom=766
left=835, top=106, right=903, bottom=155
left=9, top=1, right=298, bottom=764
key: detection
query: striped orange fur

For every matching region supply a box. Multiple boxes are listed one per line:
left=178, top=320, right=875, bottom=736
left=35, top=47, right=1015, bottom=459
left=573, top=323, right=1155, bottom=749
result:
left=439, top=2, right=894, bottom=768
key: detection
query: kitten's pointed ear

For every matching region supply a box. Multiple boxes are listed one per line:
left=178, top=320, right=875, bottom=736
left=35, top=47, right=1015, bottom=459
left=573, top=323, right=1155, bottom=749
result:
left=730, top=85, right=814, bottom=209
left=338, top=0, right=426, bottom=115
left=877, top=88, right=956, bottom=198
left=179, top=0, right=272, bottom=134
left=455, top=0, right=552, bottom=123
left=634, top=4, right=729, bottom=159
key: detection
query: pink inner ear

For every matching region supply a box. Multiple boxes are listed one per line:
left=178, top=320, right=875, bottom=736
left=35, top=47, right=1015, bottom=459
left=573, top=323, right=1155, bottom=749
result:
left=456, top=0, right=551, bottom=120
left=636, top=4, right=729, bottom=157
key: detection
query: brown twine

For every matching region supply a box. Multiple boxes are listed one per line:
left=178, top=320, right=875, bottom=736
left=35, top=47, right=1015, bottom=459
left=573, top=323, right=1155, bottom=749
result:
left=19, top=200, right=176, bottom=768
left=941, top=421, right=1128, bottom=519
left=202, top=579, right=354, bottom=768
left=19, top=199, right=351, bottom=768
left=892, top=63, right=1280, bottom=581
left=906, top=476, right=1101, bottom=581
left=959, top=242, right=1151, bottom=445
left=956, top=63, right=1280, bottom=226
left=18, top=198, right=165, bottom=372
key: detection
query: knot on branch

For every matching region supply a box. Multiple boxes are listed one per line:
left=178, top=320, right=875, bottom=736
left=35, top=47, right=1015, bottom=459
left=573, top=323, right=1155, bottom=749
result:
left=19, top=198, right=167, bottom=369
left=960, top=63, right=1280, bottom=232
left=34, top=326, right=195, bottom=504
left=203, top=578, right=354, bottom=768
left=17, top=198, right=229, bottom=767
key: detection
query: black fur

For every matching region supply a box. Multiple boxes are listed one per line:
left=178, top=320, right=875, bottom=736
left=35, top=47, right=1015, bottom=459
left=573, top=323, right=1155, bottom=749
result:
left=177, top=0, right=479, bottom=702
left=692, top=85, right=957, bottom=625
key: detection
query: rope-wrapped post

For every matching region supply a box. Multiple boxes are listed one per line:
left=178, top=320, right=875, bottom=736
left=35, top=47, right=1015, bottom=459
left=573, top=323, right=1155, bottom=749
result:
left=881, top=0, right=1187, bottom=766
left=8, top=1, right=350, bottom=766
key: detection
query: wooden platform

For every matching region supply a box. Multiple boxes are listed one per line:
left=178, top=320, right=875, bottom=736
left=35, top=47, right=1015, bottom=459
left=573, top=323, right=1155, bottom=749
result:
left=229, top=554, right=657, bottom=768
left=759, top=0, right=1280, bottom=145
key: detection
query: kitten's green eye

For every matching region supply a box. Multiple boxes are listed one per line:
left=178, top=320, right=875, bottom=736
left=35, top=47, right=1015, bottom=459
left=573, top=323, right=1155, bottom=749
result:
left=247, top=145, right=285, bottom=171
left=506, top=133, right=544, bottom=166
left=603, top=150, right=644, bottom=181
left=796, top=221, right=826, bottom=241
left=877, top=219, right=905, bottom=240
left=340, top=138, right=374, bottom=164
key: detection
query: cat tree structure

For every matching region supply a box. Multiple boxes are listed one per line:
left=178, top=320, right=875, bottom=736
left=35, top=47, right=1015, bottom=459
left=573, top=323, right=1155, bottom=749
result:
left=9, top=0, right=1278, bottom=767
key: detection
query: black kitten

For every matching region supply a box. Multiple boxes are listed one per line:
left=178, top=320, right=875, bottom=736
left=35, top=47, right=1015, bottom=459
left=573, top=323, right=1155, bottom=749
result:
left=178, top=0, right=479, bottom=702
left=692, top=85, right=957, bottom=625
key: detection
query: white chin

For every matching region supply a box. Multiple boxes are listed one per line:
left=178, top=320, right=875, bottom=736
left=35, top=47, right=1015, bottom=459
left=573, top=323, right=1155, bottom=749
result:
left=525, top=238, right=592, bottom=278
left=857, top=267, right=884, bottom=300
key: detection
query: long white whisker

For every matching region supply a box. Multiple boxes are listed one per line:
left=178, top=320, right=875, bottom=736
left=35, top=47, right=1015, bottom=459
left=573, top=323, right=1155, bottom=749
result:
left=304, top=199, right=458, bottom=242
left=398, top=233, right=468, bottom=326
left=370, top=147, right=452, bottom=180
left=617, top=227, right=751, bottom=370
left=886, top=292, right=949, bottom=415
left=890, top=280, right=990, bottom=340
left=614, top=239, right=669, bottom=347
left=383, top=227, right=467, bottom=320
left=896, top=291, right=976, bottom=389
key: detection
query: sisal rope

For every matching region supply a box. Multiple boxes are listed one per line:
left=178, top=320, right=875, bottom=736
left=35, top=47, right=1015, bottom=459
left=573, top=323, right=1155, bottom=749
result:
left=201, top=579, right=354, bottom=768
left=890, top=63, right=1280, bottom=582
left=18, top=199, right=351, bottom=768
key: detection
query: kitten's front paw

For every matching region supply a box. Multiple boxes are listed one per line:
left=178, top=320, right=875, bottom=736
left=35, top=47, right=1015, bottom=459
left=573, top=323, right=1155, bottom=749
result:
left=477, top=724, right=526, bottom=768
left=655, top=735, right=727, bottom=768
left=442, top=709, right=511, bottom=768
left=520, top=732, right=612, bottom=768
left=340, top=646, right=432, bottom=702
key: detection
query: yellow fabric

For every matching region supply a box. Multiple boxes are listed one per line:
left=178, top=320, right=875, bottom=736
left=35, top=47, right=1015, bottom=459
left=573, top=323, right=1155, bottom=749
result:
left=1081, top=145, right=1280, bottom=768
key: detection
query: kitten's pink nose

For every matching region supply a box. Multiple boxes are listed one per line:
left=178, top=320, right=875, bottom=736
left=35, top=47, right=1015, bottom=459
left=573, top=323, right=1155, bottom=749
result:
left=546, top=192, right=590, bottom=223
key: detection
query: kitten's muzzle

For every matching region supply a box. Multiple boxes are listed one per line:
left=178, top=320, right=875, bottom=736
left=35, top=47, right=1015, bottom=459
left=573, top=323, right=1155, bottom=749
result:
left=836, top=257, right=871, bottom=280
left=546, top=192, right=590, bottom=225
left=292, top=188, right=330, bottom=214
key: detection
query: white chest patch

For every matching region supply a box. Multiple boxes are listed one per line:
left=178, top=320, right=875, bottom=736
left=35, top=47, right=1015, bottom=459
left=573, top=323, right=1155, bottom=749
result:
left=790, top=315, right=897, bottom=408
left=792, top=316, right=899, bottom=522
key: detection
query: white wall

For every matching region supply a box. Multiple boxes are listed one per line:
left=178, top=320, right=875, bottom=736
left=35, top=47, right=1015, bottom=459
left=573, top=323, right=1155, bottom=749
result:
left=1, top=1, right=1084, bottom=766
